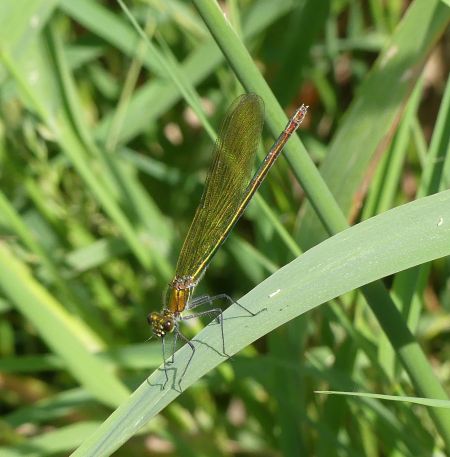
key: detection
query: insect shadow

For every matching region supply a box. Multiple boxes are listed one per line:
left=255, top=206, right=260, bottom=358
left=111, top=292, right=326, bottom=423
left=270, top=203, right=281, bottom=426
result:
left=148, top=299, right=266, bottom=392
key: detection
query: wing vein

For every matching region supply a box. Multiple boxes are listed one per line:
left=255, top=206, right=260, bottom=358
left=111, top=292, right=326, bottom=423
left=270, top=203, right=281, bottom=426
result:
left=175, top=94, right=264, bottom=280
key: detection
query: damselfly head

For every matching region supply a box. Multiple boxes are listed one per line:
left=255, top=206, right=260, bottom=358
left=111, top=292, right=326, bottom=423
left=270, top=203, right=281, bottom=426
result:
left=147, top=310, right=175, bottom=337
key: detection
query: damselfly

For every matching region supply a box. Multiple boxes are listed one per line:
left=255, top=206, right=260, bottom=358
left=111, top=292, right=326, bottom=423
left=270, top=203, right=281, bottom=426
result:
left=148, top=94, right=308, bottom=389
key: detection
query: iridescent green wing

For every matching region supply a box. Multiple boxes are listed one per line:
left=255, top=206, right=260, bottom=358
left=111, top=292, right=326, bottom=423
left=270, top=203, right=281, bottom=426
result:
left=175, top=93, right=264, bottom=281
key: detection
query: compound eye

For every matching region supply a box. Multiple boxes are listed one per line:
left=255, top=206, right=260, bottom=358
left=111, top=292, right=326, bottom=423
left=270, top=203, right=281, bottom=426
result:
left=147, top=312, right=158, bottom=325
left=163, top=319, right=174, bottom=333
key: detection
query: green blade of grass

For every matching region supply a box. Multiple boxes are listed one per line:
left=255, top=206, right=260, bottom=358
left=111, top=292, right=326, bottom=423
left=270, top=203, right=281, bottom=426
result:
left=0, top=342, right=162, bottom=374
left=73, top=189, right=450, bottom=455
left=0, top=0, right=57, bottom=55
left=316, top=391, right=450, bottom=409
left=0, top=35, right=154, bottom=271
left=92, top=0, right=294, bottom=144
left=61, top=0, right=214, bottom=141
left=297, top=0, right=450, bottom=247
left=0, top=243, right=130, bottom=408
left=192, top=0, right=450, bottom=445
left=0, top=421, right=101, bottom=457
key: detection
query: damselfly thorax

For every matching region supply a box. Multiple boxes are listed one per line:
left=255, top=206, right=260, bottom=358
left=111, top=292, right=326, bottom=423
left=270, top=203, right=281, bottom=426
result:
left=147, top=276, right=196, bottom=337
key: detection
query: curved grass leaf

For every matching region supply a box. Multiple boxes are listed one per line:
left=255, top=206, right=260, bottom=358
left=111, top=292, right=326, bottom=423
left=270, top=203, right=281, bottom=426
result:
left=0, top=244, right=130, bottom=408
left=316, top=391, right=450, bottom=409
left=73, top=189, right=450, bottom=455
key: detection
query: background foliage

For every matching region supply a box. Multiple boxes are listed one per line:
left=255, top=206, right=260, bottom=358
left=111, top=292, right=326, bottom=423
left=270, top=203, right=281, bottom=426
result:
left=0, top=0, right=449, bottom=455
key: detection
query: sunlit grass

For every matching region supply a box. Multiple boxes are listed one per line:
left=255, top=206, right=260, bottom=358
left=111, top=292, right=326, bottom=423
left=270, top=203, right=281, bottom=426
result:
left=0, top=0, right=449, bottom=456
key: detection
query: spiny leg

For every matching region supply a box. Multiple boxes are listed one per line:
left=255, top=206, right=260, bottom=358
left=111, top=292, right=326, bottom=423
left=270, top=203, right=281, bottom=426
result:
left=188, top=293, right=265, bottom=317
left=182, top=308, right=227, bottom=357
left=179, top=295, right=266, bottom=369
left=161, top=336, right=169, bottom=389
left=175, top=325, right=196, bottom=391
left=168, top=329, right=179, bottom=365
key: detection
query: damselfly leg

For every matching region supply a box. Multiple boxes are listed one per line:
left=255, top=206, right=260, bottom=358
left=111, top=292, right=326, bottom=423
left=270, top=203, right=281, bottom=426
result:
left=161, top=295, right=265, bottom=390
left=148, top=94, right=308, bottom=391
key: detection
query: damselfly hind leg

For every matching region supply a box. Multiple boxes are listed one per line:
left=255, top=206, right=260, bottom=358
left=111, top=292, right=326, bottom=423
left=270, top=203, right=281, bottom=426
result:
left=182, top=307, right=227, bottom=357
left=161, top=296, right=266, bottom=390
left=189, top=293, right=266, bottom=317
left=184, top=294, right=267, bottom=359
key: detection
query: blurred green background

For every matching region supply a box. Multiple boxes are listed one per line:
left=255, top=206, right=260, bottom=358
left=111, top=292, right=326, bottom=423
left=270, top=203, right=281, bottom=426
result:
left=1, top=0, right=450, bottom=455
